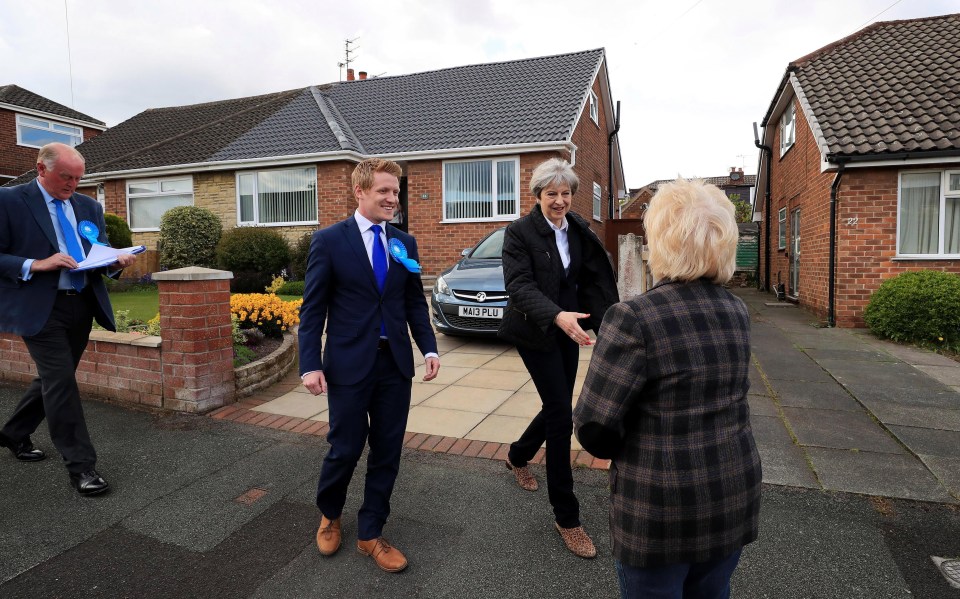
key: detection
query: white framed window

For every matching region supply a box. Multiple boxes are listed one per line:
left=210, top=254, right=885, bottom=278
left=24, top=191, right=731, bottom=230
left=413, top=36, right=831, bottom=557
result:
left=126, top=177, right=194, bottom=231
left=593, top=182, right=603, bottom=220
left=778, top=207, right=787, bottom=249
left=16, top=114, right=82, bottom=148
left=897, top=170, right=960, bottom=257
left=442, top=157, right=519, bottom=222
left=237, top=166, right=317, bottom=226
left=589, top=90, right=599, bottom=125
left=780, top=102, right=796, bottom=156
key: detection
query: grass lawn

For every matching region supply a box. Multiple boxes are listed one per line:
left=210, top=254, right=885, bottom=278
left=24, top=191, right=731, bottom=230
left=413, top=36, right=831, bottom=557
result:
left=109, top=288, right=160, bottom=322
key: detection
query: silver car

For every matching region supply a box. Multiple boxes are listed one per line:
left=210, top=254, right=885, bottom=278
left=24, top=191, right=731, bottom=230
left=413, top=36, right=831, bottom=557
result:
left=430, top=227, right=508, bottom=336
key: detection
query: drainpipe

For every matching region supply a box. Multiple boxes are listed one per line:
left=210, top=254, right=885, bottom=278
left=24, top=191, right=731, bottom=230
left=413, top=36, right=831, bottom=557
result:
left=608, top=100, right=621, bottom=219
left=828, top=160, right=846, bottom=328
left=753, top=122, right=773, bottom=291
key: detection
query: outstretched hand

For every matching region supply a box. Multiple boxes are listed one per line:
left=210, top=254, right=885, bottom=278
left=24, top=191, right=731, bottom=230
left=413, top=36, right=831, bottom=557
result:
left=554, top=311, right=592, bottom=346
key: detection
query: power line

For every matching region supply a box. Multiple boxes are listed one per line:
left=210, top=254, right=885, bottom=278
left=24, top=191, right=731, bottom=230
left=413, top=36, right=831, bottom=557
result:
left=854, top=0, right=904, bottom=32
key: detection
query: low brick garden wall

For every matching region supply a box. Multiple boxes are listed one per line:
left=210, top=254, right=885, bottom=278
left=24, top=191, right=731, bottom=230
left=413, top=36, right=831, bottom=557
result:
left=235, top=333, right=297, bottom=398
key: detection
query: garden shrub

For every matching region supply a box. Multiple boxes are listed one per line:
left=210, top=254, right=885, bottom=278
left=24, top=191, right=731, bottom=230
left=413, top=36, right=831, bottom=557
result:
left=289, top=232, right=313, bottom=280
left=230, top=293, right=302, bottom=338
left=158, top=206, right=222, bottom=270
left=864, top=270, right=960, bottom=349
left=216, top=227, right=290, bottom=293
left=277, top=280, right=305, bottom=296
left=104, top=213, right=132, bottom=248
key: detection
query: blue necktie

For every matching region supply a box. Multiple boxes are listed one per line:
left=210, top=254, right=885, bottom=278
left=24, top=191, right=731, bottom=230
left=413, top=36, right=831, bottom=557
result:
left=54, top=199, right=86, bottom=291
left=371, top=224, right=388, bottom=337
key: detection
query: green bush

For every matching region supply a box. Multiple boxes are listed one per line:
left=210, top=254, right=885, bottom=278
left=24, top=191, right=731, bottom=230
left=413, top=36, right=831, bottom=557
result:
left=216, top=227, right=291, bottom=293
left=864, top=270, right=960, bottom=349
left=104, top=213, right=132, bottom=248
left=158, top=206, right=222, bottom=270
left=277, top=280, right=305, bottom=296
left=289, top=232, right=313, bottom=280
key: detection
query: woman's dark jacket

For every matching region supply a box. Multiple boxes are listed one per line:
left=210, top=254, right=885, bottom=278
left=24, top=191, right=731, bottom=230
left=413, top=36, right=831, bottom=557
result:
left=497, top=205, right=618, bottom=351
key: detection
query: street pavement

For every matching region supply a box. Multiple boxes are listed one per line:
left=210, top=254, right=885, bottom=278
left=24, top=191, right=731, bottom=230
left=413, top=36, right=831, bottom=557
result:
left=1, top=287, right=959, bottom=597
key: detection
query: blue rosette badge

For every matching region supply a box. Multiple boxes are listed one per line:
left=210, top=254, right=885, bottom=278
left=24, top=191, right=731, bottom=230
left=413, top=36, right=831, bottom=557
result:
left=78, top=220, right=108, bottom=246
left=388, top=238, right=421, bottom=273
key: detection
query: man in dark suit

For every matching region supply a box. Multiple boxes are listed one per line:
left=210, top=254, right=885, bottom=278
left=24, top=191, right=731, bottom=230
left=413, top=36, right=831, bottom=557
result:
left=299, top=157, right=439, bottom=573
left=0, top=143, right=137, bottom=496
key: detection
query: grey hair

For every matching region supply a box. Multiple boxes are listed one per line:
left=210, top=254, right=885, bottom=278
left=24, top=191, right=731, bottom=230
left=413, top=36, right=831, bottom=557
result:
left=530, top=158, right=579, bottom=198
left=37, top=143, right=84, bottom=170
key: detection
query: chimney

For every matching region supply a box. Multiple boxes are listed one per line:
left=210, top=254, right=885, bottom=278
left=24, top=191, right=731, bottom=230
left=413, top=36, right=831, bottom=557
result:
left=347, top=68, right=355, bottom=81
left=359, top=71, right=368, bottom=80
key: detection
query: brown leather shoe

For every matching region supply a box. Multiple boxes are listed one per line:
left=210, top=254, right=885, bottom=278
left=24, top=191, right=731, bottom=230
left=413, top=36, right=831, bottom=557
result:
left=506, top=458, right=538, bottom=492
left=555, top=523, right=597, bottom=559
left=357, top=537, right=408, bottom=572
left=316, top=515, right=341, bottom=556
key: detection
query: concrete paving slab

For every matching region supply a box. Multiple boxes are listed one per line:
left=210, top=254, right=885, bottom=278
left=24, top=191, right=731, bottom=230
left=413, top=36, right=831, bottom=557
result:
left=781, top=407, right=904, bottom=453
left=421, top=385, right=513, bottom=414
left=448, top=341, right=511, bottom=355
left=857, top=398, right=960, bottom=431
left=455, top=369, right=530, bottom=391
left=823, top=362, right=946, bottom=391
left=887, top=426, right=960, bottom=457
left=465, top=414, right=531, bottom=443
left=437, top=352, right=497, bottom=368
left=494, top=391, right=544, bottom=418
left=251, top=391, right=326, bottom=419
left=409, top=382, right=443, bottom=405
left=919, top=456, right=960, bottom=497
left=803, top=348, right=898, bottom=362
left=405, top=405, right=486, bottom=438
left=843, top=383, right=960, bottom=409
left=482, top=355, right=530, bottom=372
left=750, top=415, right=819, bottom=489
left=748, top=394, right=779, bottom=417
left=770, top=380, right=862, bottom=412
left=413, top=364, right=472, bottom=386
left=805, top=447, right=956, bottom=503
left=914, top=364, right=960, bottom=387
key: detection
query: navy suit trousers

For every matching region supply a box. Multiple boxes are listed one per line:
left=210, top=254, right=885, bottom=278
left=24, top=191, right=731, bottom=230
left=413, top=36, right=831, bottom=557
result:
left=316, top=345, right=412, bottom=540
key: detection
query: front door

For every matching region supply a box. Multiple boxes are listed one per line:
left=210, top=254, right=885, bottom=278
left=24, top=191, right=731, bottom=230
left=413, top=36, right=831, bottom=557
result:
left=789, top=208, right=800, bottom=298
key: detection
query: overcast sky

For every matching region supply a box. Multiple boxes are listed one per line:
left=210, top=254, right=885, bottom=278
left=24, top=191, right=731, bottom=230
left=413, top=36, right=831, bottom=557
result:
left=1, top=0, right=956, bottom=187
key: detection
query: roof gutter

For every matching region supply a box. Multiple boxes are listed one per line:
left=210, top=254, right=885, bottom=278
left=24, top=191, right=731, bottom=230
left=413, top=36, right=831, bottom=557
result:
left=608, top=100, right=621, bottom=219
left=84, top=141, right=578, bottom=181
left=753, top=122, right=773, bottom=292
left=827, top=159, right=846, bottom=327
left=826, top=148, right=960, bottom=164
left=0, top=102, right=107, bottom=130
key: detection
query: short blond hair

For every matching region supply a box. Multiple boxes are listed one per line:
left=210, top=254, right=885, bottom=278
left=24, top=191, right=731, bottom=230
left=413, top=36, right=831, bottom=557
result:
left=352, top=157, right=402, bottom=191
left=644, top=178, right=738, bottom=284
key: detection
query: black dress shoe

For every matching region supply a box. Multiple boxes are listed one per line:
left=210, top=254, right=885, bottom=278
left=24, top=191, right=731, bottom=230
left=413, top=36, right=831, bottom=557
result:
left=0, top=434, right=46, bottom=462
left=69, top=470, right=110, bottom=496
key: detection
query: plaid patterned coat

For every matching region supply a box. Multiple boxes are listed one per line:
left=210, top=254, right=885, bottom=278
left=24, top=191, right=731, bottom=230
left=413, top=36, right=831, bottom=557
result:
left=573, top=278, right=761, bottom=567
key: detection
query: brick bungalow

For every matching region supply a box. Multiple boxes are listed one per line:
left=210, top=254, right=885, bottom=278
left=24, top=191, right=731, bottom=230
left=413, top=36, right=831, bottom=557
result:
left=0, top=85, right=105, bottom=188
left=755, top=13, right=960, bottom=327
left=44, top=49, right=625, bottom=277
left=620, top=168, right=756, bottom=219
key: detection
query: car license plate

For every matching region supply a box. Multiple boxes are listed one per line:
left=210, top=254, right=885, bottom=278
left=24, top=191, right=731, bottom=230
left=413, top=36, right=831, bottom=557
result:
left=458, top=305, right=503, bottom=319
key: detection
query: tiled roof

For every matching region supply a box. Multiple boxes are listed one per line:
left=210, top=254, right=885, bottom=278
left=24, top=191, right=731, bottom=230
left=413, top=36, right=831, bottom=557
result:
left=0, top=85, right=105, bottom=126
left=74, top=49, right=605, bottom=176
left=641, top=174, right=757, bottom=191
left=790, top=13, right=960, bottom=157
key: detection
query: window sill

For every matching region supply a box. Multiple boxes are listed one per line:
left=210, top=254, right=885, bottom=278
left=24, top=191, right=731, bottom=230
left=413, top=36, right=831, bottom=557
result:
left=440, top=217, right=517, bottom=224
left=237, top=221, right=319, bottom=228
left=893, top=255, right=960, bottom=261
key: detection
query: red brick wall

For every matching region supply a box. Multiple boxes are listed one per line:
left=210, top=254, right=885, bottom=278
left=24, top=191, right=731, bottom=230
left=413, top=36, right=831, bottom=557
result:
left=760, top=96, right=835, bottom=322
left=834, top=164, right=960, bottom=327
left=0, top=333, right=163, bottom=408
left=0, top=108, right=102, bottom=180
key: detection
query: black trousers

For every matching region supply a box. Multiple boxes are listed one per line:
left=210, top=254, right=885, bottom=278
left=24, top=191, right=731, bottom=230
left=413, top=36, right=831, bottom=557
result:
left=316, top=345, right=412, bottom=540
left=1, top=293, right=97, bottom=473
left=509, top=336, right=581, bottom=528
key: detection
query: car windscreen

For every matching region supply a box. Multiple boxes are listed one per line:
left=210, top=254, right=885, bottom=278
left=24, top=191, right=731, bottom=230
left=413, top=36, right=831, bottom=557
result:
left=469, top=229, right=504, bottom=259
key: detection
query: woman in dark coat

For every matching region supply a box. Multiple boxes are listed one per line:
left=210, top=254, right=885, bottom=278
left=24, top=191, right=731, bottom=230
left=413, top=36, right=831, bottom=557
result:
left=574, top=178, right=762, bottom=598
left=498, top=158, right=619, bottom=558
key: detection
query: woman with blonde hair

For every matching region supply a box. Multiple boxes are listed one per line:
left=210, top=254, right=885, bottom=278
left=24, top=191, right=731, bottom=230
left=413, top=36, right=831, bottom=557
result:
left=574, top=178, right=761, bottom=597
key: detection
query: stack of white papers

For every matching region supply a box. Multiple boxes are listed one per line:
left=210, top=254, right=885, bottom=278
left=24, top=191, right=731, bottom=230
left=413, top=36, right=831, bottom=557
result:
left=70, top=245, right=146, bottom=272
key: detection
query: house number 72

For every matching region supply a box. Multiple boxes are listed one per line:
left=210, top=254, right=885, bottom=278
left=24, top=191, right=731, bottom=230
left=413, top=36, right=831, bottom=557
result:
left=845, top=217, right=859, bottom=226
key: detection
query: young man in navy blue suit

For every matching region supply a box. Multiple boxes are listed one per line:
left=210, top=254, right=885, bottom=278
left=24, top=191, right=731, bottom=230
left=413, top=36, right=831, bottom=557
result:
left=299, top=158, right=439, bottom=572
left=0, top=143, right=137, bottom=495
